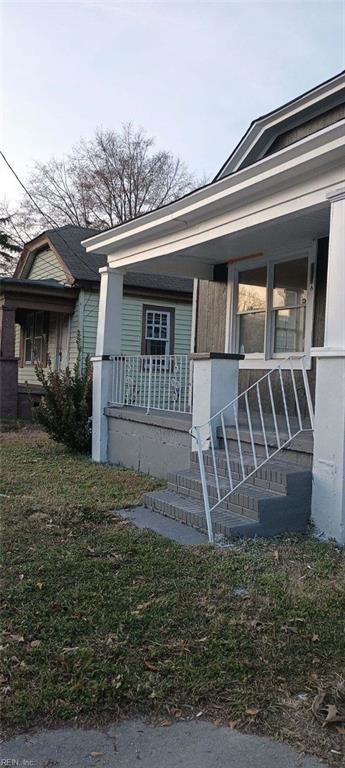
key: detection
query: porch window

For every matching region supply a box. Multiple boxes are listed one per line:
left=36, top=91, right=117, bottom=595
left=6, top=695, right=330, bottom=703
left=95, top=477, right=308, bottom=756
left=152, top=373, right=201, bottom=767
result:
left=237, top=266, right=267, bottom=355
left=272, top=258, right=308, bottom=353
left=234, top=251, right=314, bottom=361
left=142, top=306, right=174, bottom=356
left=23, top=311, right=48, bottom=365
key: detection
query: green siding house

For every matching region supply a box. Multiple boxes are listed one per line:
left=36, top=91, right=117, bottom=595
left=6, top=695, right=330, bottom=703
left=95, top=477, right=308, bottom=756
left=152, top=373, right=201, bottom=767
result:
left=0, top=225, right=193, bottom=418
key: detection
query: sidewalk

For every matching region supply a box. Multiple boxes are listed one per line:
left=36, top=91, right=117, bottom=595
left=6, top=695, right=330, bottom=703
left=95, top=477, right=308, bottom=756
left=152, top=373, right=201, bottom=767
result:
left=1, top=718, right=328, bottom=767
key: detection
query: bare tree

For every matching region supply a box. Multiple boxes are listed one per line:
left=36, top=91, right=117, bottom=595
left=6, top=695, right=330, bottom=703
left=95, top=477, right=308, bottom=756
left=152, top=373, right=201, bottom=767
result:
left=1, top=123, right=198, bottom=274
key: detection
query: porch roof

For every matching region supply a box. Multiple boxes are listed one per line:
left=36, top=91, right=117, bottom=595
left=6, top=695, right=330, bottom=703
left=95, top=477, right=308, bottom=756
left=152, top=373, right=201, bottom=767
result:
left=0, top=278, right=78, bottom=313
left=82, top=119, right=344, bottom=280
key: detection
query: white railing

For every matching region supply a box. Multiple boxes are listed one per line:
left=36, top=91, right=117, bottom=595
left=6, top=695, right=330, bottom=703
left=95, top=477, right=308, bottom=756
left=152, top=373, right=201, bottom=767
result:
left=109, top=355, right=192, bottom=415
left=191, top=356, right=314, bottom=544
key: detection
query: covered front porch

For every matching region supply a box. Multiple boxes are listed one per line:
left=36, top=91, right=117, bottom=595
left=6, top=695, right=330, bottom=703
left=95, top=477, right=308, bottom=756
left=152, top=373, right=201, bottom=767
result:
left=84, top=120, right=345, bottom=543
left=0, top=278, right=77, bottom=420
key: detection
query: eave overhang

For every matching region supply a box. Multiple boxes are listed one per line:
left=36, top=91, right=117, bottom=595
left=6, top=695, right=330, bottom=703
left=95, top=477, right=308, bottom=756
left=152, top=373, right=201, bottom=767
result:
left=82, top=120, right=345, bottom=267
left=215, top=70, right=345, bottom=178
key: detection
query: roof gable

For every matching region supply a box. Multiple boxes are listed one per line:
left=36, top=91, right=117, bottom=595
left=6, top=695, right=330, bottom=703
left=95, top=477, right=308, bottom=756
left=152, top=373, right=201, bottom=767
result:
left=15, top=224, right=193, bottom=295
left=215, top=70, right=345, bottom=180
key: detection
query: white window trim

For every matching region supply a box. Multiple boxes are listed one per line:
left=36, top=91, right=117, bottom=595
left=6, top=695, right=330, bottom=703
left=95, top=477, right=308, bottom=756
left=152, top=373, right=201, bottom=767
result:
left=144, top=309, right=171, bottom=355
left=227, top=242, right=317, bottom=370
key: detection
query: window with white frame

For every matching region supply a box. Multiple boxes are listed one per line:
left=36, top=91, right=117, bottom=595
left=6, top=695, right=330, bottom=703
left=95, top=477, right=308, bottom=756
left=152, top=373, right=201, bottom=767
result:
left=143, top=308, right=172, bottom=356
left=234, top=252, right=314, bottom=361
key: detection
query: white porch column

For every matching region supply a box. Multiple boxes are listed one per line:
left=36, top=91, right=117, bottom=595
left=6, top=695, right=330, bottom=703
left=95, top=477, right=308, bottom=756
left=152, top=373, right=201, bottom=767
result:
left=91, top=266, right=125, bottom=463
left=191, top=353, right=244, bottom=450
left=311, top=189, right=345, bottom=544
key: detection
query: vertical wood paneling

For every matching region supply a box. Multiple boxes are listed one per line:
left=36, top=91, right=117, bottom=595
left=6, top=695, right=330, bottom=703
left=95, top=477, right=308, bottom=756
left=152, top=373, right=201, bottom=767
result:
left=195, top=279, right=227, bottom=353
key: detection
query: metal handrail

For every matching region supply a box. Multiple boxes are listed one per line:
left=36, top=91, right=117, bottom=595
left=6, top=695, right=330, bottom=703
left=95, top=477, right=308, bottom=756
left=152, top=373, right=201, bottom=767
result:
left=191, top=356, right=314, bottom=544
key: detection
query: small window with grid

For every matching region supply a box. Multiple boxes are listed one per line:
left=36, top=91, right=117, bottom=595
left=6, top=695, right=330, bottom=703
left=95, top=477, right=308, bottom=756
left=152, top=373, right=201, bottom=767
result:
left=144, top=309, right=171, bottom=356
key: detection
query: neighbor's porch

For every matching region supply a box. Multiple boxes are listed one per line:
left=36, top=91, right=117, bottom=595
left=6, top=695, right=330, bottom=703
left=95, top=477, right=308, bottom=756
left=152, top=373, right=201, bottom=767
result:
left=0, top=278, right=77, bottom=420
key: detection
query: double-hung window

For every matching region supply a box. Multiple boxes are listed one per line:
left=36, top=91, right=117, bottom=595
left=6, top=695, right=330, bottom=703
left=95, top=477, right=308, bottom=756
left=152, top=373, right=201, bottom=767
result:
left=143, top=307, right=173, bottom=356
left=234, top=250, right=314, bottom=364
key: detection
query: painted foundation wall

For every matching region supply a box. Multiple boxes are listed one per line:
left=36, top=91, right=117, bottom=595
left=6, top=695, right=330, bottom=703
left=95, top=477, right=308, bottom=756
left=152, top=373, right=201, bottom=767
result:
left=107, top=410, right=191, bottom=479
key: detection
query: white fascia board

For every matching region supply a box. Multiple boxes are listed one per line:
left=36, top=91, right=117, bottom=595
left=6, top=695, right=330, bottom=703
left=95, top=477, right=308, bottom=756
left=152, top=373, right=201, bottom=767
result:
left=217, top=73, right=345, bottom=177
left=82, top=121, right=342, bottom=254
left=83, top=121, right=345, bottom=263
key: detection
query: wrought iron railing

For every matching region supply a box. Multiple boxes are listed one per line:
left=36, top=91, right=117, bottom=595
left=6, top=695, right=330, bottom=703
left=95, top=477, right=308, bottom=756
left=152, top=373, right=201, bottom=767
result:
left=109, top=355, right=192, bottom=415
left=191, top=356, right=314, bottom=544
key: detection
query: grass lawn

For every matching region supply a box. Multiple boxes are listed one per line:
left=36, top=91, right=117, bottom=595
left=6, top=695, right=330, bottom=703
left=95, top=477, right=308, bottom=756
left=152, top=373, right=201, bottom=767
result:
left=1, top=428, right=344, bottom=763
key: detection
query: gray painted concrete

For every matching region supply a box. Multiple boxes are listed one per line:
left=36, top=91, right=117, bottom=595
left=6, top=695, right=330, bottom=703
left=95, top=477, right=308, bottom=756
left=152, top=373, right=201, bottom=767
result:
left=107, top=409, right=192, bottom=480
left=0, top=719, right=327, bottom=767
left=118, top=506, right=209, bottom=545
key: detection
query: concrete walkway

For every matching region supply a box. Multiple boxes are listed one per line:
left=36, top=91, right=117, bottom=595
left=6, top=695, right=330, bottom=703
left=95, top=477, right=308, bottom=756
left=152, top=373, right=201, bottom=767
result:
left=0, top=719, right=328, bottom=767
left=118, top=506, right=209, bottom=545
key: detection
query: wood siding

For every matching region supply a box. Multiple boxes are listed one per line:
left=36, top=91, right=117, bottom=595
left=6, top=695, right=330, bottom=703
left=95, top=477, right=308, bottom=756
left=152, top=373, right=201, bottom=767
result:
left=27, top=248, right=67, bottom=283
left=195, top=278, right=227, bottom=353
left=122, top=295, right=192, bottom=356
left=265, top=104, right=345, bottom=156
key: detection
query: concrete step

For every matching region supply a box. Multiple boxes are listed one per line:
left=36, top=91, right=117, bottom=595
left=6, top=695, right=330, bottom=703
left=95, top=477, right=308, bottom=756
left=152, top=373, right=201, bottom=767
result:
left=190, top=450, right=312, bottom=494
left=167, top=469, right=284, bottom=521
left=217, top=427, right=313, bottom=468
left=143, top=480, right=311, bottom=539
left=142, top=489, right=259, bottom=538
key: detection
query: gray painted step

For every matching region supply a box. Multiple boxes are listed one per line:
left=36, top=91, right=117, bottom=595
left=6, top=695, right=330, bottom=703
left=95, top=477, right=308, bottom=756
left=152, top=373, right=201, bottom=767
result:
left=217, top=428, right=313, bottom=468
left=142, top=489, right=259, bottom=538
left=167, top=469, right=284, bottom=521
left=143, top=476, right=311, bottom=539
left=190, top=450, right=312, bottom=493
left=143, top=433, right=312, bottom=540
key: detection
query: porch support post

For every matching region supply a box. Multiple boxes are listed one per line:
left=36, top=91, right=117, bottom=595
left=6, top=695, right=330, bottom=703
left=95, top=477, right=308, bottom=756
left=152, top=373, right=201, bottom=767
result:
left=311, top=189, right=345, bottom=544
left=91, top=266, right=125, bottom=463
left=190, top=353, right=244, bottom=451
left=0, top=303, right=18, bottom=420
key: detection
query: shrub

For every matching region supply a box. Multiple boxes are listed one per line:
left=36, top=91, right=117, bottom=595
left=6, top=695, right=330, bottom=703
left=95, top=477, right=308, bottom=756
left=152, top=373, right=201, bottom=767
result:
left=33, top=346, right=92, bottom=454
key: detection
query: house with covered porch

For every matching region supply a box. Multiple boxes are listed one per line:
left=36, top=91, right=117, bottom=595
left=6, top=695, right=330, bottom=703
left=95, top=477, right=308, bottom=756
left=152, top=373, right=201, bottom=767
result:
left=84, top=71, right=345, bottom=545
left=0, top=225, right=193, bottom=420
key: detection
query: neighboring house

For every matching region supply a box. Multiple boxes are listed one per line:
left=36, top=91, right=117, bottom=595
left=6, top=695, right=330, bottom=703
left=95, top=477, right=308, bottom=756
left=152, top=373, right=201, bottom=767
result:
left=83, top=71, right=345, bottom=545
left=0, top=225, right=193, bottom=419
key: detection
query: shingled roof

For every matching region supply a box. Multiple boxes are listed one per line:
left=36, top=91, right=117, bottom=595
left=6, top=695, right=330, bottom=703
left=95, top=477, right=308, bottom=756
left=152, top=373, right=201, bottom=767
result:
left=39, top=225, right=193, bottom=294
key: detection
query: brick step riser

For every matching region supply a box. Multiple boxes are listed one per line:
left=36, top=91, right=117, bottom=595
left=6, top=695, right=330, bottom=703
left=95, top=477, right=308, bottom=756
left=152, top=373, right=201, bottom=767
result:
left=217, top=439, right=313, bottom=468
left=166, top=481, right=260, bottom=521
left=189, top=456, right=289, bottom=493
left=142, top=493, right=258, bottom=538
left=143, top=492, right=309, bottom=539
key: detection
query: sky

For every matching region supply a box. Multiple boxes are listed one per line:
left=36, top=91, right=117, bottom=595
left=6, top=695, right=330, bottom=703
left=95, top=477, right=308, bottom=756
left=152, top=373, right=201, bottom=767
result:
left=1, top=0, right=344, bottom=205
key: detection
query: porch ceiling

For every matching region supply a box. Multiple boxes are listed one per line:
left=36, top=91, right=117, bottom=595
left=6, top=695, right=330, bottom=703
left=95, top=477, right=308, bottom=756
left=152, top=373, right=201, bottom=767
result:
left=124, top=203, right=331, bottom=279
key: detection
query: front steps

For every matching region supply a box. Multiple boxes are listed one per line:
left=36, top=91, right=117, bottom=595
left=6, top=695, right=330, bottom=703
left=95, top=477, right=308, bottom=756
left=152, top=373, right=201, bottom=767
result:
left=142, top=433, right=313, bottom=540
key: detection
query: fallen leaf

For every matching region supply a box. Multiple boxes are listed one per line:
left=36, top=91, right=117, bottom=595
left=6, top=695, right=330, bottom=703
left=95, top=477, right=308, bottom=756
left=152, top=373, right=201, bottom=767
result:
left=213, top=719, right=222, bottom=727
left=159, top=719, right=172, bottom=727
left=312, top=691, right=325, bottom=721
left=5, top=634, right=24, bottom=644
left=245, top=707, right=259, bottom=717
left=312, top=634, right=319, bottom=642
left=336, top=725, right=345, bottom=734
left=90, top=753, right=104, bottom=758
left=30, top=640, right=41, bottom=648
left=228, top=720, right=238, bottom=729
left=322, top=704, right=344, bottom=727
left=144, top=661, right=158, bottom=672
left=37, top=582, right=43, bottom=590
